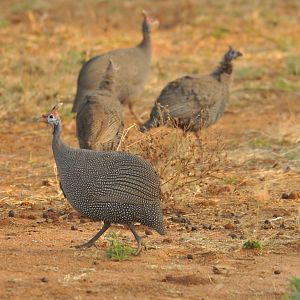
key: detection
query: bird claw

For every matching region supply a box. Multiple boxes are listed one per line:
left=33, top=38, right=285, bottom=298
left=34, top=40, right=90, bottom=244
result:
left=74, top=241, right=97, bottom=250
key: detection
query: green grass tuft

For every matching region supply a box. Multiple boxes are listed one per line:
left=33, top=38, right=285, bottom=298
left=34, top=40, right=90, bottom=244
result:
left=273, top=78, right=297, bottom=92
left=243, top=240, right=263, bottom=249
left=236, top=66, right=266, bottom=81
left=249, top=138, right=272, bottom=149
left=282, top=277, right=300, bottom=300
left=285, top=55, right=300, bottom=76
left=223, top=176, right=238, bottom=185
left=106, top=232, right=135, bottom=261
left=210, top=26, right=230, bottom=38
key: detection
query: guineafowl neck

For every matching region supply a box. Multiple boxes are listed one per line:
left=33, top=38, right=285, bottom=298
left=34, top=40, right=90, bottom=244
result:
left=138, top=31, right=152, bottom=54
left=52, top=121, right=68, bottom=161
left=211, top=61, right=233, bottom=81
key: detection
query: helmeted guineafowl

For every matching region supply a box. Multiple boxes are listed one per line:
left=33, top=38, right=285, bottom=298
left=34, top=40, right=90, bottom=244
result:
left=72, top=11, right=158, bottom=121
left=140, top=47, right=242, bottom=134
left=76, top=59, right=124, bottom=151
left=42, top=104, right=165, bottom=255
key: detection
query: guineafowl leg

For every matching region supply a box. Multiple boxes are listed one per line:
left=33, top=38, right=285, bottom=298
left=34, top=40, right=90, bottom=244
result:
left=128, top=224, right=143, bottom=255
left=75, top=222, right=111, bottom=249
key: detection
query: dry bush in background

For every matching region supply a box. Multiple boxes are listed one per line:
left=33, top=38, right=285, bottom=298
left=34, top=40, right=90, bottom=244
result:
left=120, top=126, right=226, bottom=211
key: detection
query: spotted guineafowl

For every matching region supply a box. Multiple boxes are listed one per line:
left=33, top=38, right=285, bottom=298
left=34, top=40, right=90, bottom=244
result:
left=76, top=59, right=124, bottom=151
left=140, top=47, right=242, bottom=134
left=72, top=11, right=158, bottom=121
left=41, top=104, right=165, bottom=255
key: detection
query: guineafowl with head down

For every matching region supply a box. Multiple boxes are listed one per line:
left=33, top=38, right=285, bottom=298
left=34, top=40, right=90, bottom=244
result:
left=140, top=47, right=242, bottom=134
left=72, top=11, right=159, bottom=121
left=76, top=59, right=124, bottom=151
left=41, top=104, right=165, bottom=255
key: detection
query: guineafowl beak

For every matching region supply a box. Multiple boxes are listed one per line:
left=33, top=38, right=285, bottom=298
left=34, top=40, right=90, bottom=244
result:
left=237, top=51, right=243, bottom=57
left=40, top=114, right=48, bottom=123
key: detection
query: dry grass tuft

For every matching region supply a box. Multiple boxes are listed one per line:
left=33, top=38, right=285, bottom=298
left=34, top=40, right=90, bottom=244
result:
left=120, top=126, right=226, bottom=210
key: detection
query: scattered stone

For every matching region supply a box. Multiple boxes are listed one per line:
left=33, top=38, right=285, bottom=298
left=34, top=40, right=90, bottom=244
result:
left=162, top=238, right=172, bottom=244
left=212, top=266, right=222, bottom=274
left=288, top=191, right=300, bottom=199
left=281, top=192, right=289, bottom=199
left=279, top=222, right=285, bottom=229
left=171, top=215, right=191, bottom=224
left=8, top=210, right=16, bottom=217
left=274, top=270, right=281, bottom=275
left=71, top=225, right=77, bottom=231
left=191, top=226, right=198, bottom=231
left=41, top=277, right=48, bottom=283
left=224, top=223, right=235, bottom=230
left=262, top=219, right=273, bottom=229
left=228, top=233, right=237, bottom=239
left=42, top=212, right=48, bottom=219
left=187, top=254, right=193, bottom=260
left=41, top=179, right=51, bottom=186
left=280, top=191, right=300, bottom=200
left=234, top=219, right=240, bottom=224
left=202, top=224, right=213, bottom=230
left=145, top=229, right=153, bottom=235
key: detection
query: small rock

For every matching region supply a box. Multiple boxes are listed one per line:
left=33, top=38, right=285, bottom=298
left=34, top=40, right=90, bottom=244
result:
left=224, top=223, right=235, bottom=230
left=8, top=210, right=16, bottom=218
left=41, top=277, right=48, bottom=283
left=42, top=212, right=48, bottom=219
left=274, top=270, right=281, bottom=275
left=162, top=238, right=172, bottom=244
left=279, top=222, right=285, bottom=229
left=42, top=179, right=51, bottom=186
left=228, top=233, right=237, bottom=239
left=191, top=226, right=198, bottom=231
left=234, top=219, right=240, bottom=224
left=288, top=191, right=300, bottom=199
left=262, top=219, right=273, bottom=229
left=212, top=266, right=222, bottom=274
left=187, top=254, right=193, bottom=260
left=145, top=229, right=153, bottom=235
left=202, top=224, right=213, bottom=230
left=71, top=225, right=77, bottom=231
left=281, top=192, right=289, bottom=199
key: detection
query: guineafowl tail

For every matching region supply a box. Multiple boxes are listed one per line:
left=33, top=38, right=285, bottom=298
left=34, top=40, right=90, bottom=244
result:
left=139, top=117, right=159, bottom=132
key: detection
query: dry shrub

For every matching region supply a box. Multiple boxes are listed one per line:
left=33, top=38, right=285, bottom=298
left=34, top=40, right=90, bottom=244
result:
left=120, top=126, right=226, bottom=210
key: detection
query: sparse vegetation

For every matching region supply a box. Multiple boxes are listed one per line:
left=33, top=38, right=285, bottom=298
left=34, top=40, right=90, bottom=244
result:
left=106, top=232, right=135, bottom=261
left=283, top=277, right=300, bottom=300
left=285, top=55, right=300, bottom=76
left=0, top=0, right=300, bottom=299
left=121, top=128, right=225, bottom=209
left=243, top=240, right=263, bottom=249
left=249, top=137, right=272, bottom=149
left=223, top=175, right=238, bottom=185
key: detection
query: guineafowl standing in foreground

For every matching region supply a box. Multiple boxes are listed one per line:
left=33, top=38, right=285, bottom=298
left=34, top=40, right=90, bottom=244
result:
left=42, top=104, right=165, bottom=255
left=72, top=11, right=159, bottom=121
left=140, top=47, right=242, bottom=134
left=76, top=59, right=124, bottom=151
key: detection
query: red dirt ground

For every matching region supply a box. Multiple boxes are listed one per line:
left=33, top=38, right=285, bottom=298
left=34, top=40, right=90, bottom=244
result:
left=0, top=1, right=300, bottom=299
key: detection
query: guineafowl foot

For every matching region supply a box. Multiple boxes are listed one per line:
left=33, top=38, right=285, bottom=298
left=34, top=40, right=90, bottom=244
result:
left=74, top=222, right=111, bottom=250
left=75, top=240, right=97, bottom=249
left=128, top=223, right=143, bottom=256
